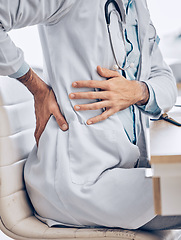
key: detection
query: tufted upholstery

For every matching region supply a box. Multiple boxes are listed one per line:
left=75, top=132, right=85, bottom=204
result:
left=170, top=61, right=181, bottom=83
left=0, top=72, right=181, bottom=240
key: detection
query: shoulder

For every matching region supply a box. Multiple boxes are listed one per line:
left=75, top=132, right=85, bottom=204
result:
left=134, top=0, right=149, bottom=9
left=134, top=0, right=150, bottom=16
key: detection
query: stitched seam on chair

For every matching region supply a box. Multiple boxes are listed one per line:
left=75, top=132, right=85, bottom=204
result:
left=10, top=216, right=41, bottom=237
left=0, top=188, right=26, bottom=199
left=0, top=160, right=26, bottom=197
left=0, top=193, right=33, bottom=232
left=0, top=158, right=28, bottom=168
left=0, top=188, right=27, bottom=199
left=42, top=225, right=76, bottom=238
left=0, top=127, right=35, bottom=138
left=1, top=217, right=45, bottom=240
left=105, top=229, right=136, bottom=238
left=0, top=99, right=33, bottom=107
left=75, top=228, right=107, bottom=238
left=0, top=158, right=26, bottom=168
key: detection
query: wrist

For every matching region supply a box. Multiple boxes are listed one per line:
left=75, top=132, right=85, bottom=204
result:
left=17, top=68, right=49, bottom=96
left=135, top=81, right=149, bottom=106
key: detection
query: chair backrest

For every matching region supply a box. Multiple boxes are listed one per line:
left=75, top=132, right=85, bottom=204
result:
left=170, top=61, right=181, bottom=83
left=0, top=73, right=36, bottom=231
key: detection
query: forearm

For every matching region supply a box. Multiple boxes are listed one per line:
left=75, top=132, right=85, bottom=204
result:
left=17, top=68, right=50, bottom=97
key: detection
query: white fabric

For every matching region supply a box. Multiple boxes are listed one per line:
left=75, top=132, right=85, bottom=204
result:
left=1, top=76, right=180, bottom=240
left=0, top=0, right=177, bottom=230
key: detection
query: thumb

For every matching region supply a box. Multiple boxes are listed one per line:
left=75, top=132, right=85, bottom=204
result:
left=52, top=104, right=69, bottom=131
left=97, top=66, right=120, bottom=79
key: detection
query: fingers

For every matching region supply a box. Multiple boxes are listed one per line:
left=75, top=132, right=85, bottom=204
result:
left=97, top=65, right=120, bottom=79
left=87, top=108, right=117, bottom=125
left=49, top=89, right=68, bottom=131
left=52, top=103, right=68, bottom=131
left=72, top=80, right=107, bottom=90
left=74, top=100, right=111, bottom=111
left=35, top=109, right=68, bottom=146
left=71, top=66, right=120, bottom=92
left=69, top=91, right=109, bottom=100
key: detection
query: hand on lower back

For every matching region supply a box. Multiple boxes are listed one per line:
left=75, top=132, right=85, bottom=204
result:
left=18, top=68, right=68, bottom=145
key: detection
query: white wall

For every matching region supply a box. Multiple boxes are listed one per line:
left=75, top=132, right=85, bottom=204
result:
left=147, top=0, right=181, bottom=37
left=9, top=26, right=43, bottom=69
left=147, top=0, right=181, bottom=61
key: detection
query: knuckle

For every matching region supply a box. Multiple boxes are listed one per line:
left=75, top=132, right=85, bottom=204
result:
left=112, top=101, right=117, bottom=108
left=85, top=105, right=91, bottom=110
left=50, top=103, right=58, bottom=113
left=107, top=91, right=113, bottom=99
left=89, top=92, right=94, bottom=99
left=115, top=106, right=120, bottom=112
left=106, top=81, right=113, bottom=91
left=88, top=81, right=94, bottom=88
left=56, top=116, right=64, bottom=124
left=95, top=104, right=100, bottom=110
left=107, top=112, right=112, bottom=118
left=101, top=114, right=107, bottom=121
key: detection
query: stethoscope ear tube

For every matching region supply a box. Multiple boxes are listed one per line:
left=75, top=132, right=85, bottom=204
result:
left=105, top=0, right=123, bottom=25
left=105, top=0, right=135, bottom=71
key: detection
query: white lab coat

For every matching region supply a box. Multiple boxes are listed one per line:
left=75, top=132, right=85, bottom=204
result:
left=0, top=0, right=177, bottom=229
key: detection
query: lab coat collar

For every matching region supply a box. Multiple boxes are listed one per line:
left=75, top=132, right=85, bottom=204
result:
left=134, top=0, right=151, bottom=80
left=134, top=0, right=150, bottom=49
left=117, top=0, right=134, bottom=24
left=118, top=0, right=149, bottom=49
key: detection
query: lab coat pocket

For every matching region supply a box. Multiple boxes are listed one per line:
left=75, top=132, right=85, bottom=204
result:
left=68, top=121, right=120, bottom=185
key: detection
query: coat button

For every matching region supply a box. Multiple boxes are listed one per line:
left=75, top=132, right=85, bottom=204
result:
left=113, top=64, right=119, bottom=70
left=129, top=62, right=135, bottom=68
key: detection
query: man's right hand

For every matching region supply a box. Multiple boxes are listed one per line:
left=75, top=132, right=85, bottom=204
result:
left=18, top=68, right=68, bottom=145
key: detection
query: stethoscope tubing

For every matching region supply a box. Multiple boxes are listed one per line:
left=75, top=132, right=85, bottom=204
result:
left=105, top=0, right=134, bottom=71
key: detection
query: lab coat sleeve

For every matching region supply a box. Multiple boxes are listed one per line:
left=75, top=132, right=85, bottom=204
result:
left=9, top=61, right=30, bottom=78
left=139, top=45, right=177, bottom=116
left=137, top=82, right=161, bottom=117
left=147, top=46, right=177, bottom=113
left=0, top=0, right=74, bottom=76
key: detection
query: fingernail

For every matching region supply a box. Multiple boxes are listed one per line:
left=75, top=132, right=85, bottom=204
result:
left=69, top=93, right=75, bottom=98
left=87, top=121, right=93, bottom=125
left=72, top=82, right=77, bottom=87
left=75, top=106, right=80, bottom=110
left=62, top=124, right=68, bottom=130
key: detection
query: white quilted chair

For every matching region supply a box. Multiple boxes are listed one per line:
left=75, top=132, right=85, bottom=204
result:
left=170, top=61, right=181, bottom=83
left=0, top=70, right=181, bottom=240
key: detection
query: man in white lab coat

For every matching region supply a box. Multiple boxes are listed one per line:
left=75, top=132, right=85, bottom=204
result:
left=0, top=0, right=180, bottom=230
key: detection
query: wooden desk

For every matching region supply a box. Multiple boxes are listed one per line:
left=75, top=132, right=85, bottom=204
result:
left=150, top=97, right=181, bottom=216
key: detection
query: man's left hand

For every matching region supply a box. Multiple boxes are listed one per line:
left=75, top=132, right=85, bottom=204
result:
left=69, top=66, right=149, bottom=125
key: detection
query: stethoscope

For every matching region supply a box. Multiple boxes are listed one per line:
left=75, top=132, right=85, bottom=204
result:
left=105, top=0, right=137, bottom=144
left=105, top=0, right=135, bottom=71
